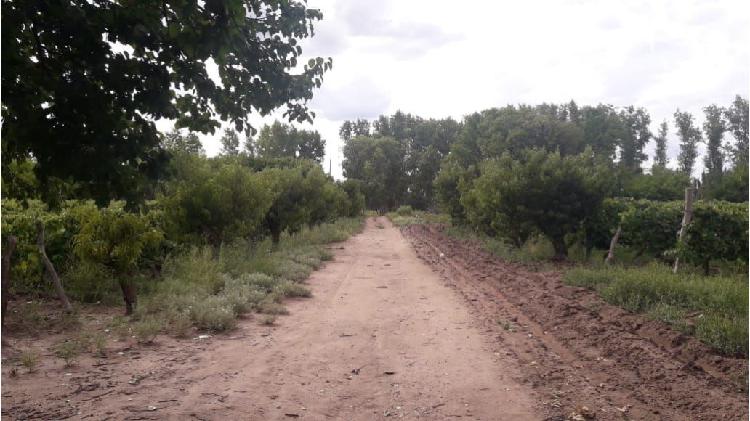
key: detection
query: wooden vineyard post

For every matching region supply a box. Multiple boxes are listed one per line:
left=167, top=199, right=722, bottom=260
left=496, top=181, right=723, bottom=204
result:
left=672, top=187, right=695, bottom=274
left=605, top=225, right=622, bottom=265
left=36, top=221, right=74, bottom=312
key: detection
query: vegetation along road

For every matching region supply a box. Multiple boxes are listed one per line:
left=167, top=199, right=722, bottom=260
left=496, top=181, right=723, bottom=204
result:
left=2, top=217, right=745, bottom=420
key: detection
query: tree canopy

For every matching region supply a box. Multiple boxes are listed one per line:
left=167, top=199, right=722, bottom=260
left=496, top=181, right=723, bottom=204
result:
left=2, top=0, right=331, bottom=201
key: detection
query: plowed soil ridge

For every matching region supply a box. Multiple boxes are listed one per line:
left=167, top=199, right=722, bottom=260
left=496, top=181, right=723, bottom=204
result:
left=402, top=223, right=747, bottom=421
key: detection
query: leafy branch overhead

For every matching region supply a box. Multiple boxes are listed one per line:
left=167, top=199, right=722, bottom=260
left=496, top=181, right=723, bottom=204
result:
left=2, top=0, right=332, bottom=199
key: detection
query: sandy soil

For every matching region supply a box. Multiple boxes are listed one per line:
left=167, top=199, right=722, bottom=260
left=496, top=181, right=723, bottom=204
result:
left=2, top=217, right=545, bottom=420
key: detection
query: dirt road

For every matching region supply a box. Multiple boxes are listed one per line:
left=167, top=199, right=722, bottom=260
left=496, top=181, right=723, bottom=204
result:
left=3, top=217, right=542, bottom=420
left=3, top=217, right=746, bottom=420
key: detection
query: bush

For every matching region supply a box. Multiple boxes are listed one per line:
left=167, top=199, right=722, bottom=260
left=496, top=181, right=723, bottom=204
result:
left=619, top=199, right=683, bottom=259
left=396, top=205, right=414, bottom=216
left=189, top=295, right=237, bottom=332
left=680, top=201, right=748, bottom=273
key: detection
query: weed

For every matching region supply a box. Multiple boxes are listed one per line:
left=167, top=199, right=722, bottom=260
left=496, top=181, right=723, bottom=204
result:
left=396, top=205, right=414, bottom=216
left=54, top=340, right=82, bottom=367
left=108, top=315, right=132, bottom=340
left=260, top=314, right=277, bottom=325
left=19, top=350, right=39, bottom=372
left=275, top=281, right=312, bottom=298
left=257, top=299, right=289, bottom=315
left=133, top=317, right=161, bottom=344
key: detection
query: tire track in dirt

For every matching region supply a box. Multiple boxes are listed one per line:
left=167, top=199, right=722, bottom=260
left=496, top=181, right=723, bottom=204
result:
left=402, top=223, right=747, bottom=421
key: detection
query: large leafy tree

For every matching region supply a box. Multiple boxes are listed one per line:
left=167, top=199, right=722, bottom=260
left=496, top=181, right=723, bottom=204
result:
left=674, top=110, right=702, bottom=175
left=254, top=121, right=326, bottom=163
left=219, top=128, right=241, bottom=156
left=342, top=136, right=406, bottom=210
left=2, top=0, right=331, bottom=201
left=162, top=129, right=205, bottom=156
left=462, top=148, right=612, bottom=258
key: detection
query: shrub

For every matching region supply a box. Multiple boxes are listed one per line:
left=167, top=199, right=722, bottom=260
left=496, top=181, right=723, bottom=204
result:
left=396, top=205, right=414, bottom=216
left=189, top=295, right=237, bottom=332
left=133, top=317, right=161, bottom=344
left=619, top=200, right=682, bottom=259
left=680, top=201, right=748, bottom=273
left=275, top=281, right=312, bottom=298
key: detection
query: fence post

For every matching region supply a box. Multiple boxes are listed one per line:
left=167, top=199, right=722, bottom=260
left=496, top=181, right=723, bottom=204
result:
left=672, top=187, right=695, bottom=274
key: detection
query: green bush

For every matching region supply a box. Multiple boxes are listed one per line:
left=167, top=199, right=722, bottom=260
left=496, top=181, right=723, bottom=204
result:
left=396, top=205, right=414, bottom=216
left=189, top=295, right=237, bottom=331
left=680, top=201, right=748, bottom=273
left=619, top=199, right=683, bottom=259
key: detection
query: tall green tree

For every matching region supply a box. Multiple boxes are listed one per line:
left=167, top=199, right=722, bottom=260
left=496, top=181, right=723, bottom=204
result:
left=674, top=110, right=702, bottom=175
left=220, top=129, right=241, bottom=156
left=162, top=130, right=205, bottom=156
left=342, top=136, right=406, bottom=210
left=702, top=105, right=727, bottom=178
left=653, top=120, right=669, bottom=169
left=338, top=119, right=371, bottom=141
left=2, top=0, right=331, bottom=202
left=725, top=95, right=749, bottom=167
left=618, top=106, right=651, bottom=172
left=255, top=121, right=326, bottom=163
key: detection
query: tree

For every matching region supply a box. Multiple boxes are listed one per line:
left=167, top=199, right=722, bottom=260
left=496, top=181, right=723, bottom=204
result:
left=725, top=95, right=749, bottom=167
left=2, top=0, right=331, bottom=202
left=73, top=201, right=163, bottom=314
left=255, top=121, right=326, bottom=162
left=342, top=136, right=406, bottom=210
left=220, top=129, right=241, bottom=156
left=259, top=164, right=329, bottom=245
left=653, top=120, right=669, bottom=169
left=160, top=155, right=273, bottom=247
left=618, top=106, right=651, bottom=171
left=162, top=130, right=204, bottom=156
left=674, top=110, right=702, bottom=175
left=462, top=149, right=612, bottom=259
left=702, top=105, right=727, bottom=178
left=339, top=119, right=371, bottom=141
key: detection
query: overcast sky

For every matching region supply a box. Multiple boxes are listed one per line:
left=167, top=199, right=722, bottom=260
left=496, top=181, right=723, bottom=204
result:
left=158, top=0, right=749, bottom=179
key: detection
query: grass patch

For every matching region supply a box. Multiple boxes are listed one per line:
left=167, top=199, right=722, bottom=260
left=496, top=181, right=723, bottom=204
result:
left=134, top=217, right=362, bottom=334
left=564, top=264, right=748, bottom=356
left=387, top=210, right=450, bottom=227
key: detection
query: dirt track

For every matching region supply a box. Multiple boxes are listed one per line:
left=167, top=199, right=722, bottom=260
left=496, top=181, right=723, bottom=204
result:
left=2, top=217, right=747, bottom=420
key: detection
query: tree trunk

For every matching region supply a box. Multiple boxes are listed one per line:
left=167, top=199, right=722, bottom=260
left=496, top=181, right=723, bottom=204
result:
left=36, top=222, right=73, bottom=313
left=604, top=226, right=622, bottom=265
left=119, top=279, right=137, bottom=315
left=551, top=237, right=568, bottom=260
left=673, top=187, right=695, bottom=274
left=271, top=228, right=281, bottom=248
left=2, top=236, right=18, bottom=326
left=703, top=259, right=710, bottom=276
